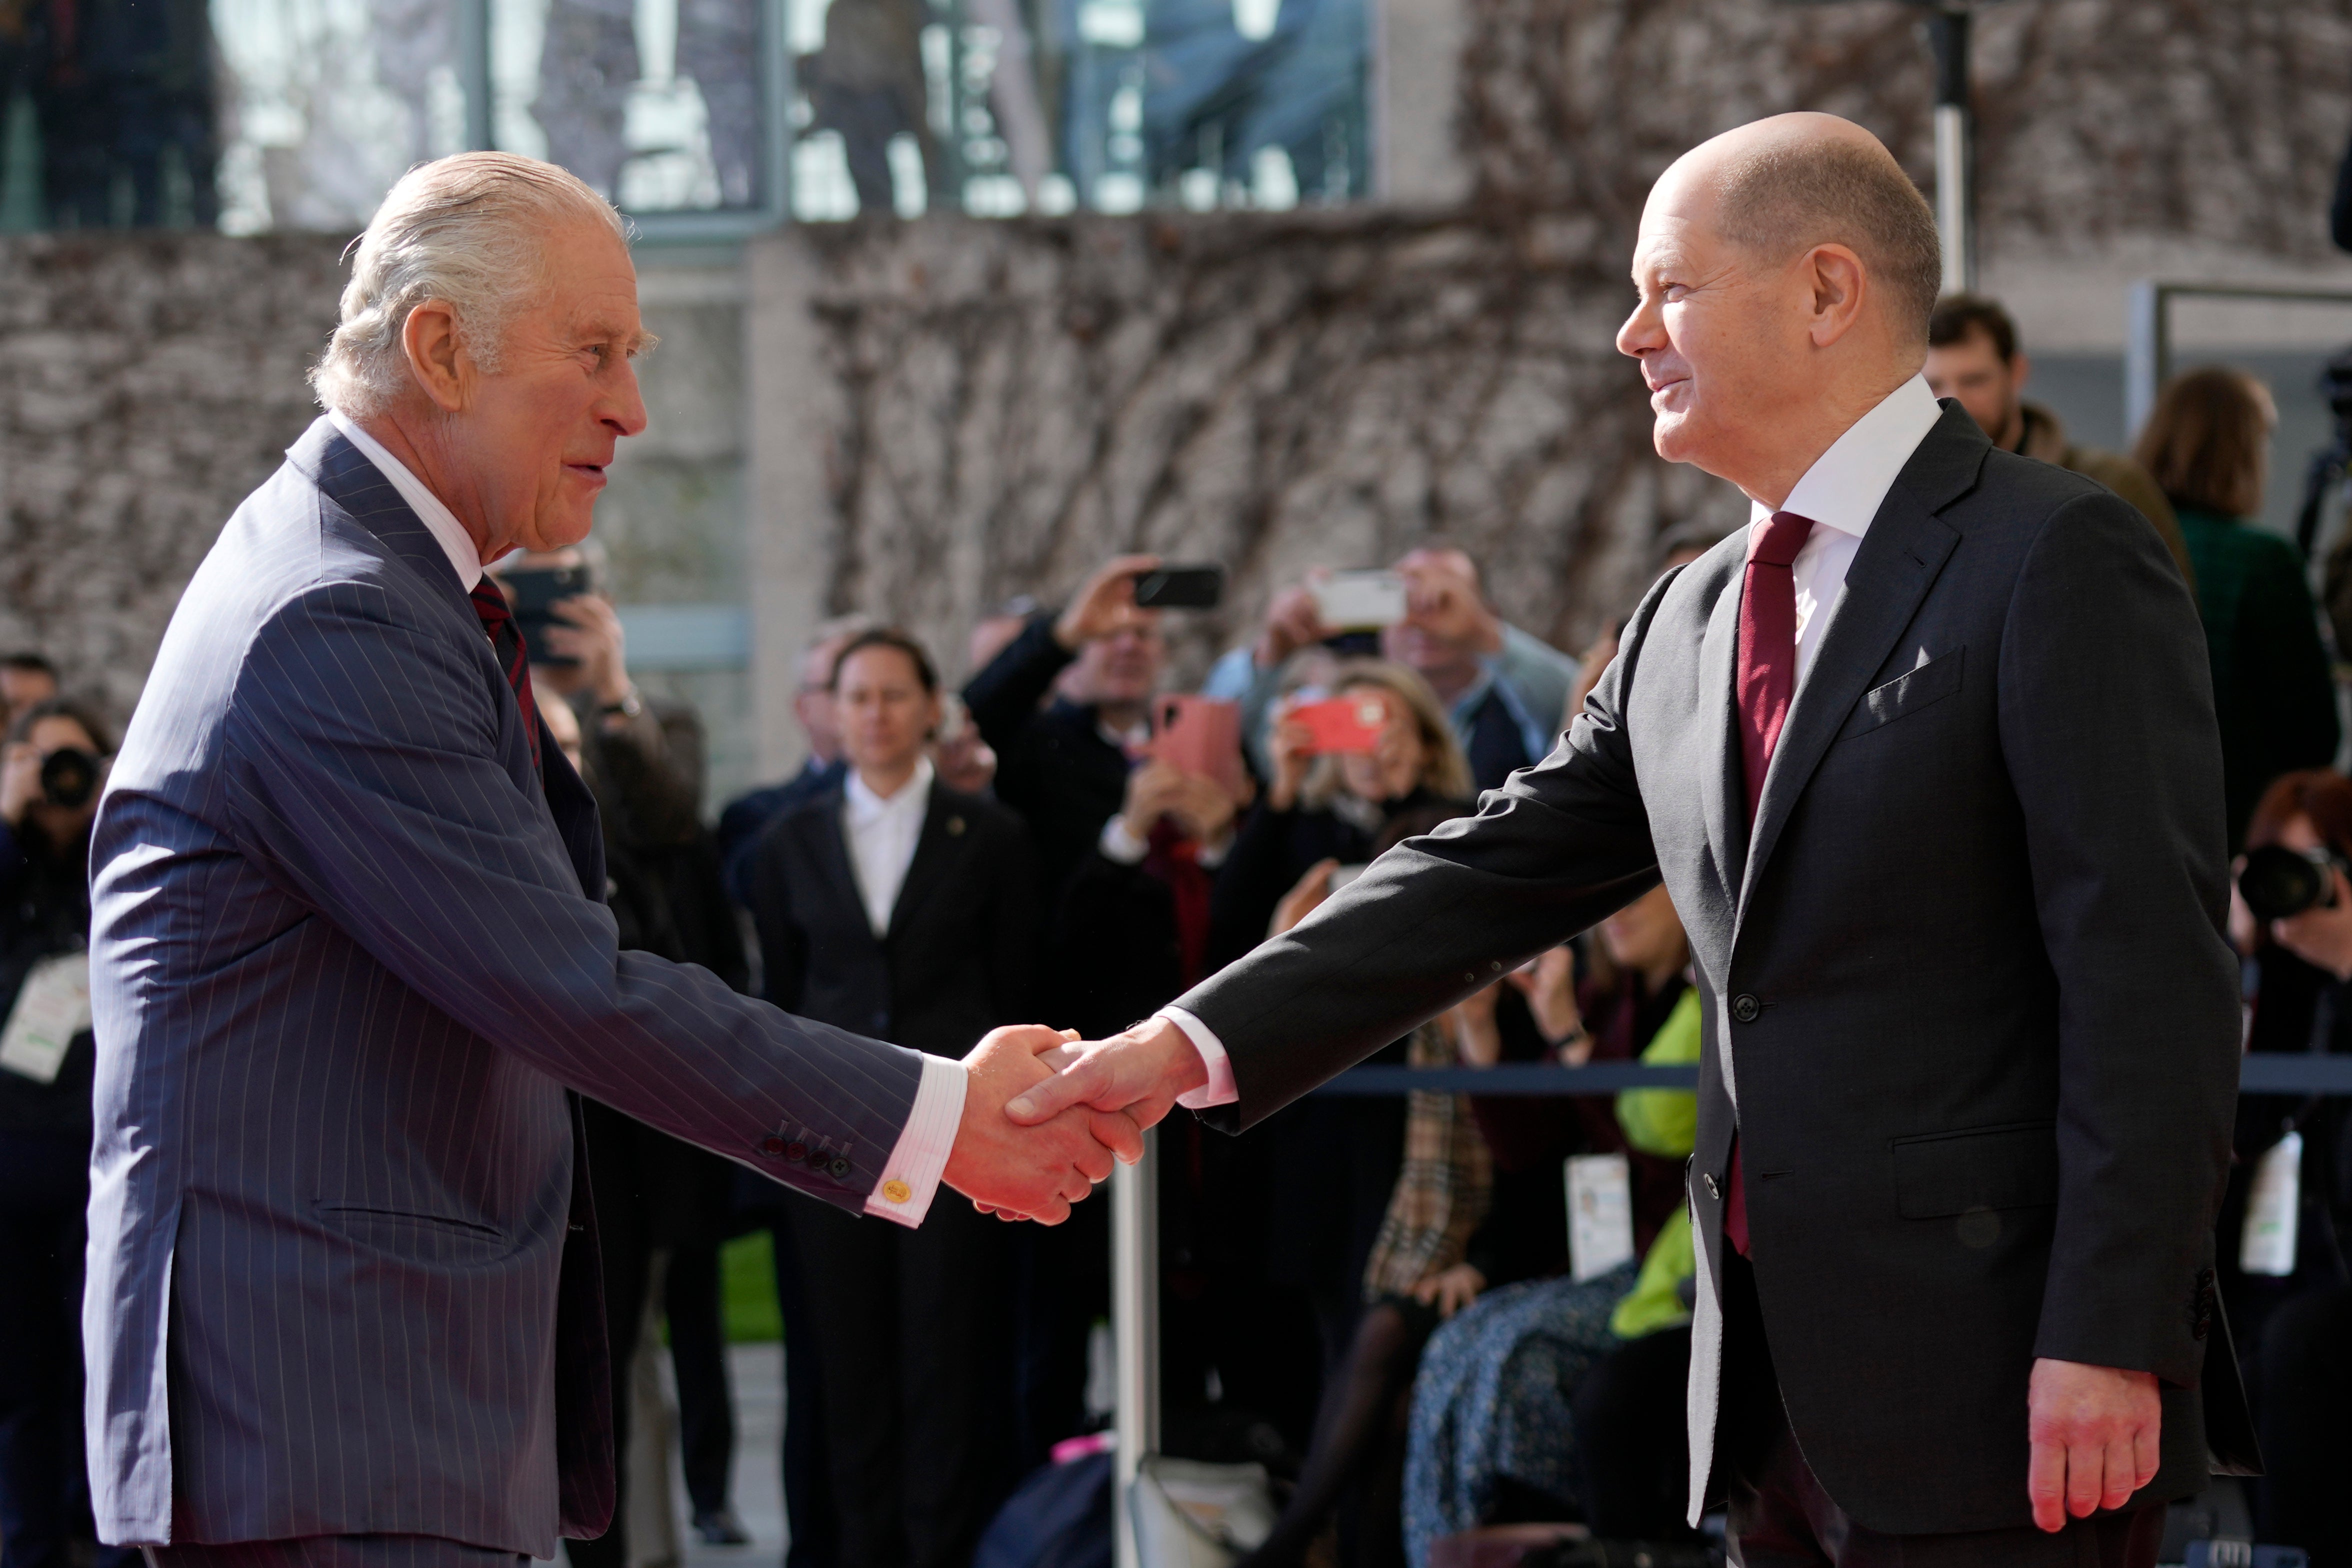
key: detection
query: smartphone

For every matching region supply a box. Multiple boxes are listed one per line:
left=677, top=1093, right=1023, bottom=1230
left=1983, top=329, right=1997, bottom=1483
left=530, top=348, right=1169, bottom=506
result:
left=1311, top=570, right=1406, bottom=631
left=1133, top=564, right=1226, bottom=610
left=501, top=564, right=595, bottom=668
left=1290, top=693, right=1388, bottom=754
left=1149, top=695, right=1250, bottom=801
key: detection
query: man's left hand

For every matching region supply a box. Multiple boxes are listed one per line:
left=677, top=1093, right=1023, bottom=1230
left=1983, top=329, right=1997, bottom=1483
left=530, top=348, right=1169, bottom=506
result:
left=541, top=594, right=634, bottom=710
left=2026, top=1356, right=2160, bottom=1532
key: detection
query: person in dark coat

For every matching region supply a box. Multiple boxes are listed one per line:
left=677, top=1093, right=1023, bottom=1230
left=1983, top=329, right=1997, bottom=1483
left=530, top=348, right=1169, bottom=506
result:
left=0, top=696, right=136, bottom=1568
left=749, top=630, right=1041, bottom=1568
left=963, top=554, right=1168, bottom=902
left=2135, top=366, right=2340, bottom=850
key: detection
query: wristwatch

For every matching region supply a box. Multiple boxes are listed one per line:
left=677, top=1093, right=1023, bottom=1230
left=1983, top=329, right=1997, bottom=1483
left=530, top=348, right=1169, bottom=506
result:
left=600, top=688, right=644, bottom=720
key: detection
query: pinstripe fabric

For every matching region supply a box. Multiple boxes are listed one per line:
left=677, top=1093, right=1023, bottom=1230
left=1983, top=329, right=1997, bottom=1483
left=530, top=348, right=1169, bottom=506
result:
left=85, top=419, right=927, bottom=1554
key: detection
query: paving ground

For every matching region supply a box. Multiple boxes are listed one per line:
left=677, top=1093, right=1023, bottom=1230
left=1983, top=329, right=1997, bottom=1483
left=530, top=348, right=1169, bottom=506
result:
left=672, top=1343, right=786, bottom=1568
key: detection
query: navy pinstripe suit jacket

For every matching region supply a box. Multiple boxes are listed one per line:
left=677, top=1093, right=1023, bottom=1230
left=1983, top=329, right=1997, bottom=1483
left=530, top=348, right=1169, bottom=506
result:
left=84, top=419, right=926, bottom=1552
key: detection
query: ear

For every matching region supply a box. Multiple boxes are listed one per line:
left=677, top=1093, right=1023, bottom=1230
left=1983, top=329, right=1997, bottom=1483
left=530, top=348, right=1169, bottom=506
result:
left=1802, top=243, right=1868, bottom=349
left=400, top=299, right=471, bottom=415
left=2012, top=349, right=2033, bottom=395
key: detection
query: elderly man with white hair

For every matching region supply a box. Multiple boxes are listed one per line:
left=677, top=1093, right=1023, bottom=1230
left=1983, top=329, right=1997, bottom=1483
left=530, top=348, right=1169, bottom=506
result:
left=82, top=152, right=1138, bottom=1567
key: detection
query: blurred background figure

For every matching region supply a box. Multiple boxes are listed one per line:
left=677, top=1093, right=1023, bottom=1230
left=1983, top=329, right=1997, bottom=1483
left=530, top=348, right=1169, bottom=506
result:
left=676, top=0, right=762, bottom=206
left=0, top=654, right=60, bottom=731
left=2136, top=366, right=2339, bottom=850
left=749, top=628, right=1038, bottom=1568
left=1926, top=292, right=2192, bottom=586
left=0, top=695, right=137, bottom=1568
left=802, top=0, right=935, bottom=214
left=721, top=614, right=878, bottom=903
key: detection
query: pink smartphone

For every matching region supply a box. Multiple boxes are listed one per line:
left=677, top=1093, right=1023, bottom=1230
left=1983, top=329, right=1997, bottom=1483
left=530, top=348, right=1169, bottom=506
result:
left=1150, top=696, right=1250, bottom=800
left=1291, top=694, right=1388, bottom=755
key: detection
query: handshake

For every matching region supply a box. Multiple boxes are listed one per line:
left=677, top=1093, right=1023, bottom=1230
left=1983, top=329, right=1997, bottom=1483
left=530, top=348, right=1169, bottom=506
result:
left=938, top=1016, right=1210, bottom=1223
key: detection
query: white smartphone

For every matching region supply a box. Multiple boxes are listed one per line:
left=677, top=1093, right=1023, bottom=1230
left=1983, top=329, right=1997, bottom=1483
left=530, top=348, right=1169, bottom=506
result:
left=1312, top=570, right=1408, bottom=631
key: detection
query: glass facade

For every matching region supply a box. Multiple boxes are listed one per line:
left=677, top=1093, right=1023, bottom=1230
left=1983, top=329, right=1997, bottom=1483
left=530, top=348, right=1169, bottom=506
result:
left=0, top=0, right=1362, bottom=230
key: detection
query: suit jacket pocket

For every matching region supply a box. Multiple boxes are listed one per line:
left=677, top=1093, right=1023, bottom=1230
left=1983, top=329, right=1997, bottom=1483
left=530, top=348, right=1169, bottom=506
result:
left=1890, top=1120, right=2058, bottom=1218
left=316, top=1200, right=511, bottom=1256
left=1836, top=646, right=1964, bottom=742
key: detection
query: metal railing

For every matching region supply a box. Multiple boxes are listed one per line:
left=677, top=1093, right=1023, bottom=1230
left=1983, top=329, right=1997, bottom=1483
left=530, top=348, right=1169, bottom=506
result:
left=1102, top=1050, right=2352, bottom=1560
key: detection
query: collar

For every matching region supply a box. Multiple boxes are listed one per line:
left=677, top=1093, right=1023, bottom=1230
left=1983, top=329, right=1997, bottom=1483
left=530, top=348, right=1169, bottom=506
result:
left=1747, top=374, right=1943, bottom=548
left=844, top=756, right=936, bottom=826
left=328, top=412, right=487, bottom=590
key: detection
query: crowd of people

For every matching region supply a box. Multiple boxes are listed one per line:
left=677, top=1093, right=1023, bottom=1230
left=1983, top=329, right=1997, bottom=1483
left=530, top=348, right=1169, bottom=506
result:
left=7, top=284, right=2352, bottom=1568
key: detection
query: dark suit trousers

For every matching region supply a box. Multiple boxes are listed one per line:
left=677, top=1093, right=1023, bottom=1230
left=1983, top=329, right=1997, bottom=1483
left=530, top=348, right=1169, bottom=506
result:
left=564, top=1102, right=655, bottom=1568
left=787, top=1196, right=1012, bottom=1568
left=1718, top=1252, right=2163, bottom=1568
left=145, top=1539, right=526, bottom=1568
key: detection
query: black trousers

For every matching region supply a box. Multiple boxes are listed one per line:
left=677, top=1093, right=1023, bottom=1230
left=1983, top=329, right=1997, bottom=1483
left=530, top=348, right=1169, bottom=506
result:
left=564, top=1104, right=656, bottom=1568
left=786, top=1196, right=1014, bottom=1568
left=664, top=1240, right=735, bottom=1516
left=0, top=1132, right=137, bottom=1568
left=1572, top=1324, right=1697, bottom=1538
left=1716, top=1251, right=2162, bottom=1568
left=2254, top=1284, right=2352, bottom=1567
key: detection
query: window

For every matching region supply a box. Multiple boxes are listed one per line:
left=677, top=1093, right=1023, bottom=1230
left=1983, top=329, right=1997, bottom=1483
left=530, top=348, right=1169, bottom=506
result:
left=0, top=0, right=1362, bottom=232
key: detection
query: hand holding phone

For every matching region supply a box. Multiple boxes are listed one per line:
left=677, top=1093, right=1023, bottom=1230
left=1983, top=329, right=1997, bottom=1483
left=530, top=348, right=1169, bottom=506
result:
left=1148, top=695, right=1250, bottom=802
left=1310, top=570, right=1407, bottom=632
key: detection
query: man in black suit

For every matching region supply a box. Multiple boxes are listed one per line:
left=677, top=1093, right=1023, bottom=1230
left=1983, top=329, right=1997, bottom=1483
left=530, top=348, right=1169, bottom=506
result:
left=1008, top=114, right=2249, bottom=1563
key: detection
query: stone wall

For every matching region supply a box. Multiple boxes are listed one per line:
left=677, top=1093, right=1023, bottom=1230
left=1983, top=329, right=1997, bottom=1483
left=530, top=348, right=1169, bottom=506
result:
left=0, top=232, right=348, bottom=722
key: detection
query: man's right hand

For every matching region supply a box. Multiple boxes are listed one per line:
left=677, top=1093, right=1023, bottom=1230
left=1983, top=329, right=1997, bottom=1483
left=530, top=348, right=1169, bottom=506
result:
left=1004, top=1015, right=1208, bottom=1134
left=0, top=742, right=40, bottom=828
left=1055, top=554, right=1162, bottom=652
left=944, top=1026, right=1144, bottom=1223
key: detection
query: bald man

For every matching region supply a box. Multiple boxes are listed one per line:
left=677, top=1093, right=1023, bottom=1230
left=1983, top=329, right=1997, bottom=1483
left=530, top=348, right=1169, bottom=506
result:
left=1012, top=114, right=2252, bottom=1564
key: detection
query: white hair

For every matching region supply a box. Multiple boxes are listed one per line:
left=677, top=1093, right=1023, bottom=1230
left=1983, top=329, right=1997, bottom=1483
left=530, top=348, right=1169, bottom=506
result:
left=311, top=152, right=629, bottom=420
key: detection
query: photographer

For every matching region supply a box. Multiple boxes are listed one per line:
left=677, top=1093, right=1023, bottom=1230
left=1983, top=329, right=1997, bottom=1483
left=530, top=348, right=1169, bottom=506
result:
left=2222, top=768, right=2352, bottom=1564
left=0, top=697, right=134, bottom=1568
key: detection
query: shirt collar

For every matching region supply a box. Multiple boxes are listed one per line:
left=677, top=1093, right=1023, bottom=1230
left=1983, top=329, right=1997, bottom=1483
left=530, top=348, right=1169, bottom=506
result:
left=845, top=756, right=935, bottom=826
left=1747, top=374, right=1944, bottom=548
left=328, top=412, right=487, bottom=590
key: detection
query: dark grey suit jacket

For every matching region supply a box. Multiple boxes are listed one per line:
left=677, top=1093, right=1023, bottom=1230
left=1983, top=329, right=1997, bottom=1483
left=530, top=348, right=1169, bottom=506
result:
left=1172, top=403, right=2250, bottom=1534
left=86, top=420, right=929, bottom=1552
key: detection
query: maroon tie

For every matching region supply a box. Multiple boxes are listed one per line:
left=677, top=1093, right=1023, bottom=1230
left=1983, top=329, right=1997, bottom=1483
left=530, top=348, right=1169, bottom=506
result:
left=1724, top=510, right=1814, bottom=1256
left=470, top=580, right=544, bottom=775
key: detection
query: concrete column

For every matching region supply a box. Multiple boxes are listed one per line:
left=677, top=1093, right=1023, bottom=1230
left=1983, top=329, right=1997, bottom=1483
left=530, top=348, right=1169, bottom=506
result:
left=1374, top=0, right=1472, bottom=206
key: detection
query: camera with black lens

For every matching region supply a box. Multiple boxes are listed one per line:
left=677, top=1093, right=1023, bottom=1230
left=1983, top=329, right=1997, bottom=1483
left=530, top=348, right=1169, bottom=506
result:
left=38, top=746, right=100, bottom=810
left=2238, top=843, right=2349, bottom=923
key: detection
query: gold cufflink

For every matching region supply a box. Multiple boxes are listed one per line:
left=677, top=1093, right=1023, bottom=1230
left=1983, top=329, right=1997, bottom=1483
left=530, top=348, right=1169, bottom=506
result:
left=882, top=1179, right=912, bottom=1204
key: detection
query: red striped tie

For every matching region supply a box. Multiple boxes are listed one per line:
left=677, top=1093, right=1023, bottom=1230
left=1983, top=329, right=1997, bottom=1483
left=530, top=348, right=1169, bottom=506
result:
left=470, top=580, right=544, bottom=775
left=1724, top=510, right=1815, bottom=1256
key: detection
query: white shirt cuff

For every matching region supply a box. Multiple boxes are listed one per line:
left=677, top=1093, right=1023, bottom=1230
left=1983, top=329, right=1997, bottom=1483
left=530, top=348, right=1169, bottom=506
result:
left=1099, top=814, right=1150, bottom=866
left=1158, top=1007, right=1239, bottom=1108
left=863, top=1052, right=968, bottom=1227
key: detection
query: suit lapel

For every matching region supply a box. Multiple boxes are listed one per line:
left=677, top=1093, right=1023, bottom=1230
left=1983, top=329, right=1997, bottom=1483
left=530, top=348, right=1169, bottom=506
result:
left=1734, top=405, right=1984, bottom=926
left=887, top=788, right=971, bottom=944
left=1698, top=566, right=1749, bottom=908
left=800, top=789, right=868, bottom=932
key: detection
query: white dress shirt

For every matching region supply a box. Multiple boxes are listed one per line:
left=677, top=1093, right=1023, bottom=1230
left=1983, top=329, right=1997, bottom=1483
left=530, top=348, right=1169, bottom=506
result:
left=1159, top=376, right=1947, bottom=1110
left=328, top=412, right=487, bottom=590
left=336, top=416, right=971, bottom=1226
left=1748, top=374, right=1944, bottom=687
left=844, top=757, right=936, bottom=936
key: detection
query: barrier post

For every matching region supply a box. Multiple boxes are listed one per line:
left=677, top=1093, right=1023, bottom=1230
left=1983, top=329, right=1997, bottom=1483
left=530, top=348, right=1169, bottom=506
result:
left=1112, top=1124, right=1160, bottom=1568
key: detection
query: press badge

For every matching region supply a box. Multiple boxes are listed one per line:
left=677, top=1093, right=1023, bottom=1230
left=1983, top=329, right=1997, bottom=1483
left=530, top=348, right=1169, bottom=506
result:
left=1566, top=1153, right=1635, bottom=1282
left=2240, top=1130, right=2302, bottom=1278
left=0, top=951, right=92, bottom=1085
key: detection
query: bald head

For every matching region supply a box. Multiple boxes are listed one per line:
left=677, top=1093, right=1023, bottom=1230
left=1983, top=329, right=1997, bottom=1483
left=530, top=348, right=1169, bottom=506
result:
left=1618, top=114, right=1942, bottom=504
left=1666, top=114, right=1942, bottom=348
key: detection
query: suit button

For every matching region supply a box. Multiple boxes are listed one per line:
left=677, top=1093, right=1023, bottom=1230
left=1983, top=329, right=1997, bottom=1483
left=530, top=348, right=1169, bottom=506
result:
left=806, top=1146, right=830, bottom=1168
left=759, top=1136, right=787, bottom=1155
left=784, top=1141, right=808, bottom=1162
left=830, top=1157, right=852, bottom=1179
left=1704, top=1173, right=1721, bottom=1200
left=1731, top=994, right=1761, bottom=1024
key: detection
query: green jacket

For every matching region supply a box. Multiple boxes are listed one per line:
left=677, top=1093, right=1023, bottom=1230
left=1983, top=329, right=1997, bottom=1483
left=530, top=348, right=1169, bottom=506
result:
left=2176, top=507, right=2339, bottom=848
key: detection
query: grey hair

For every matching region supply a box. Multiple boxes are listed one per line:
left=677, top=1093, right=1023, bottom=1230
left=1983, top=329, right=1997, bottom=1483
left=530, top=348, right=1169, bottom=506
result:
left=311, top=152, right=628, bottom=419
left=1714, top=138, right=1944, bottom=348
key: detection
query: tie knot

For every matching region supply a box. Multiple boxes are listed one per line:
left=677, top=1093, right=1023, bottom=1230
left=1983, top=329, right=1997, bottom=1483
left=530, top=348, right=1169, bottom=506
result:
left=468, top=580, right=512, bottom=632
left=1752, top=510, right=1816, bottom=570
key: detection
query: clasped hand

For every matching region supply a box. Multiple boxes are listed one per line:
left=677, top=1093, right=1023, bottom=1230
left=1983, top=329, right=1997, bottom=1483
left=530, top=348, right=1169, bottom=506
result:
left=946, top=1016, right=1209, bottom=1222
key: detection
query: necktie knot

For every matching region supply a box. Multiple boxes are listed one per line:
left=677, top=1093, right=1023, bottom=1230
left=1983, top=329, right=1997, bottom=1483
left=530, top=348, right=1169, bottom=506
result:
left=468, top=580, right=514, bottom=633
left=468, top=580, right=542, bottom=776
left=1752, top=510, right=1816, bottom=570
